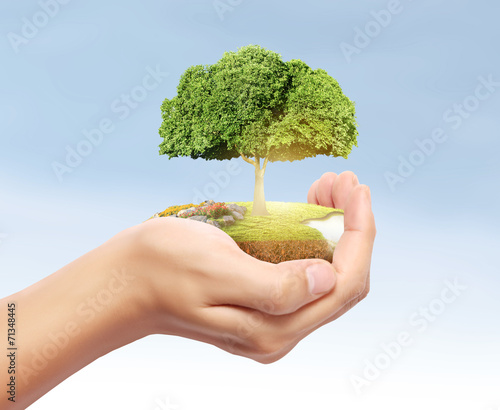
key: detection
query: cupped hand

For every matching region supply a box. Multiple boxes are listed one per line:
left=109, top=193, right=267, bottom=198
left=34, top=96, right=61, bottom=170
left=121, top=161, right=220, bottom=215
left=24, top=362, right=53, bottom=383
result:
left=129, top=170, right=375, bottom=363
left=304, top=171, right=376, bottom=334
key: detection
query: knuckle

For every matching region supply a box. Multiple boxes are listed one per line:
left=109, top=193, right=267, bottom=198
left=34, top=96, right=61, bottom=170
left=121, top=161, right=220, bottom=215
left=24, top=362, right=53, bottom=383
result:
left=127, top=219, right=157, bottom=255
left=364, top=276, right=371, bottom=296
left=269, top=290, right=294, bottom=315
left=368, top=221, right=377, bottom=241
left=347, top=276, right=369, bottom=301
left=355, top=276, right=370, bottom=303
left=254, top=349, right=290, bottom=364
left=358, top=286, right=369, bottom=302
left=254, top=356, right=279, bottom=365
left=136, top=217, right=173, bottom=246
left=319, top=171, right=335, bottom=182
left=248, top=333, right=285, bottom=357
left=340, top=170, right=356, bottom=180
left=343, top=298, right=358, bottom=313
left=337, top=171, right=356, bottom=185
left=268, top=295, right=288, bottom=315
left=270, top=267, right=307, bottom=315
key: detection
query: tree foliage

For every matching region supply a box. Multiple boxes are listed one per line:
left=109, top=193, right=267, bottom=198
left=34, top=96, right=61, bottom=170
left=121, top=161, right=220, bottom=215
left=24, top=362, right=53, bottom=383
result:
left=159, top=44, right=358, bottom=164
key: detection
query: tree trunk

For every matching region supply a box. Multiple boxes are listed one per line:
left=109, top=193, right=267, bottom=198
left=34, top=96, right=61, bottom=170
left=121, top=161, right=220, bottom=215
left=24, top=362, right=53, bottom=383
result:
left=252, top=165, right=269, bottom=216
left=239, top=153, right=270, bottom=216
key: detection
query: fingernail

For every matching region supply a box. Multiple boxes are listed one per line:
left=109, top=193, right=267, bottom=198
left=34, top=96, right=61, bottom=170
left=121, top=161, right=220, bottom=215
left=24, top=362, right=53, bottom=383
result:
left=306, top=264, right=336, bottom=295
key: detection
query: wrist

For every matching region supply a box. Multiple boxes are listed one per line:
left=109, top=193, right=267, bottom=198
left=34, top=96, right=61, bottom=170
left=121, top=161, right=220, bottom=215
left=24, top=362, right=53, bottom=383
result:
left=4, top=224, right=156, bottom=408
left=101, top=222, right=160, bottom=338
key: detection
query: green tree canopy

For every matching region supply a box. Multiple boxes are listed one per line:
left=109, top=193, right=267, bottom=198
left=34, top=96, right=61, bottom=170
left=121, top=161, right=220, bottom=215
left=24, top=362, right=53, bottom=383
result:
left=159, top=44, right=358, bottom=215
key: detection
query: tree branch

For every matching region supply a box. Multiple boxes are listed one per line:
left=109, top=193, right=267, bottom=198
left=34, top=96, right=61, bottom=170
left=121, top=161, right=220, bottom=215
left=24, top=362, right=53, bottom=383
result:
left=240, top=152, right=256, bottom=166
left=262, top=156, right=269, bottom=174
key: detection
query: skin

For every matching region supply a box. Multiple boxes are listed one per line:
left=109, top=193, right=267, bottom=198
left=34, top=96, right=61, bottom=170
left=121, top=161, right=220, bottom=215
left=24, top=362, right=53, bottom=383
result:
left=0, top=171, right=375, bottom=409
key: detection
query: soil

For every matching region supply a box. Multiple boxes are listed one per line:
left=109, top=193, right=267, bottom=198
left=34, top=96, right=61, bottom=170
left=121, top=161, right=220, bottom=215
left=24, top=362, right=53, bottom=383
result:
left=236, top=239, right=334, bottom=264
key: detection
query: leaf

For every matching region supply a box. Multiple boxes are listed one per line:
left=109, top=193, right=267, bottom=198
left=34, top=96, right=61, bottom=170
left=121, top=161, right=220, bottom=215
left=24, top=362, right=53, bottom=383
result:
left=159, top=45, right=358, bottom=164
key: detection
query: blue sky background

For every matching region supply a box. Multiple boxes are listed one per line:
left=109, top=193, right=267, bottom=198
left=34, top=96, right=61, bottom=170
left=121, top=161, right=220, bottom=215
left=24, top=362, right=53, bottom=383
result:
left=1, top=0, right=499, bottom=408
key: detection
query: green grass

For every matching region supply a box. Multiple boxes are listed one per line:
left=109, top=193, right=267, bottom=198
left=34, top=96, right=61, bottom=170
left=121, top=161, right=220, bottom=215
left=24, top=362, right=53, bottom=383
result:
left=219, top=201, right=343, bottom=242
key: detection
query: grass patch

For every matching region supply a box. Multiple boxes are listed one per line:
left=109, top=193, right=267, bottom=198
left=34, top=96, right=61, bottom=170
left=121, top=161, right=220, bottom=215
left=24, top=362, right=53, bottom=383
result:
left=221, top=201, right=343, bottom=242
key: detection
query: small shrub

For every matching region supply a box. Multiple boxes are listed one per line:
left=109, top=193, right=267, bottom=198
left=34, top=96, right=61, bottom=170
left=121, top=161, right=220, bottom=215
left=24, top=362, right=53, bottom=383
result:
left=159, top=203, right=200, bottom=217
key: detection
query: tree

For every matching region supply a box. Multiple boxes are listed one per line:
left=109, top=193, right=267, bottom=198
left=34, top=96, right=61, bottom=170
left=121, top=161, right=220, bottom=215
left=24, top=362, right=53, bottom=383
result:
left=159, top=45, right=358, bottom=216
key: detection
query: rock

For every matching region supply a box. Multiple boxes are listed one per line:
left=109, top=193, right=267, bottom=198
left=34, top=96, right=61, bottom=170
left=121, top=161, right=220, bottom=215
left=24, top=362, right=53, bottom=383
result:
left=189, top=215, right=208, bottom=223
left=152, top=202, right=246, bottom=229
left=206, top=220, right=221, bottom=229
left=231, top=211, right=244, bottom=220
left=153, top=213, right=160, bottom=218
left=222, top=215, right=235, bottom=226
left=226, top=203, right=247, bottom=215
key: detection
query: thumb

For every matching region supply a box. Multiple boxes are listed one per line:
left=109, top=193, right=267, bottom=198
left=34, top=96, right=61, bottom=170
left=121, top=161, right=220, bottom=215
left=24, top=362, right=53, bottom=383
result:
left=271, top=259, right=337, bottom=315
left=224, top=256, right=337, bottom=316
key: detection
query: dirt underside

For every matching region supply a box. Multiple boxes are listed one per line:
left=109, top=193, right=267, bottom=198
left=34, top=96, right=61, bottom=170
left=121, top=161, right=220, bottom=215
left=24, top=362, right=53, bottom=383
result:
left=236, top=240, right=334, bottom=264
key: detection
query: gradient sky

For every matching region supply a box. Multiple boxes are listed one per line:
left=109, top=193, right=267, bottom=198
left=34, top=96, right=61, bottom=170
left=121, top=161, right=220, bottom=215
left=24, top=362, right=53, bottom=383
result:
left=1, top=0, right=499, bottom=409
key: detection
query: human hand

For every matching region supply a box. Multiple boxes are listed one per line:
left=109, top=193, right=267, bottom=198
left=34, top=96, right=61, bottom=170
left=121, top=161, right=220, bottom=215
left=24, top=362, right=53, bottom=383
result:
left=306, top=171, right=375, bottom=327
left=0, top=171, right=374, bottom=408
left=131, top=170, right=376, bottom=363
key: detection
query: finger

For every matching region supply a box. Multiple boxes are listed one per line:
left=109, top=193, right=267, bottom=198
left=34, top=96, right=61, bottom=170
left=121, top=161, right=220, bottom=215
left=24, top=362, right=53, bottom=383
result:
left=213, top=182, right=372, bottom=319
left=203, top=186, right=374, bottom=361
left=307, top=179, right=320, bottom=204
left=204, top=273, right=367, bottom=364
left=148, top=217, right=337, bottom=318
left=199, top=303, right=305, bottom=363
left=262, top=184, right=375, bottom=335
left=208, top=248, right=338, bottom=316
left=202, top=242, right=370, bottom=363
left=195, top=304, right=286, bottom=362
left=330, top=170, right=359, bottom=210
left=315, top=172, right=337, bottom=207
left=288, top=270, right=371, bottom=344
left=333, top=184, right=375, bottom=292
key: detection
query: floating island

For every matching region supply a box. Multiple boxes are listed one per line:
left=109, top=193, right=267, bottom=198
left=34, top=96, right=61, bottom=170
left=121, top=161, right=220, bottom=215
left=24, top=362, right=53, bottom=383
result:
left=151, top=201, right=344, bottom=263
